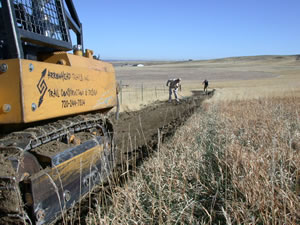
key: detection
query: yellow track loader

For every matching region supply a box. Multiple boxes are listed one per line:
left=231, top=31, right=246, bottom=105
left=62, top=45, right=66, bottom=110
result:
left=0, top=0, right=117, bottom=224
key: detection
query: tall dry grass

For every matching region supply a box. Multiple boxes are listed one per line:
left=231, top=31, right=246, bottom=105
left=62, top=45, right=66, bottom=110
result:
left=86, top=96, right=300, bottom=225
left=217, top=97, right=300, bottom=224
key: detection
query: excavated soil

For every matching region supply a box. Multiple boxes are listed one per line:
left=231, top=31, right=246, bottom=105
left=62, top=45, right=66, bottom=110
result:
left=111, top=90, right=212, bottom=166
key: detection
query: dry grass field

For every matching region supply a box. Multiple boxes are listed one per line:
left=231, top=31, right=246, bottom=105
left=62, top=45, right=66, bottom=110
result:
left=82, top=55, right=300, bottom=225
left=88, top=97, right=300, bottom=225
left=113, top=55, right=300, bottom=110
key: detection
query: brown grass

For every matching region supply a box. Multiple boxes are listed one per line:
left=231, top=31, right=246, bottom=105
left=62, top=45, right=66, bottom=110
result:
left=84, top=96, right=300, bottom=224
left=216, top=97, right=300, bottom=224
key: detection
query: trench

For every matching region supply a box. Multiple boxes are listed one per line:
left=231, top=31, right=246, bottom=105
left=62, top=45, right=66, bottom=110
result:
left=55, top=90, right=214, bottom=224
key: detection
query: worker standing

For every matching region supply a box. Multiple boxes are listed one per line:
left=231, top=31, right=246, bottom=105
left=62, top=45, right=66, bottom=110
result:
left=166, top=78, right=181, bottom=103
left=202, top=79, right=208, bottom=94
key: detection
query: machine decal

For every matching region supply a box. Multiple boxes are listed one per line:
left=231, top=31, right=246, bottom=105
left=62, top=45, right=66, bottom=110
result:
left=48, top=71, right=71, bottom=81
left=37, top=69, right=48, bottom=107
left=47, top=87, right=98, bottom=108
left=48, top=88, right=97, bottom=98
left=37, top=69, right=96, bottom=109
left=62, top=99, right=86, bottom=108
left=47, top=70, right=89, bottom=82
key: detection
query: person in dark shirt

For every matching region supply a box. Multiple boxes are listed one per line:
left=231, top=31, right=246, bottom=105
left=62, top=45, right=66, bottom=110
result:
left=202, top=79, right=208, bottom=94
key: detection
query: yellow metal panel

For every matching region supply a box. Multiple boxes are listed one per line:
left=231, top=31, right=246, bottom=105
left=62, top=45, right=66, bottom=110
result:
left=20, top=58, right=117, bottom=123
left=0, top=54, right=116, bottom=124
left=32, top=144, right=105, bottom=196
left=55, top=144, right=104, bottom=181
left=0, top=59, right=23, bottom=123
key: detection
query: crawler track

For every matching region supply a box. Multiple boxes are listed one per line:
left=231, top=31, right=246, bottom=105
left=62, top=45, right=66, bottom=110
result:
left=0, top=113, right=114, bottom=224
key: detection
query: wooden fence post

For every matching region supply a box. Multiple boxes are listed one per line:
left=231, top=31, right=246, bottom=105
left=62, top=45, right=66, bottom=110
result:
left=141, top=83, right=144, bottom=102
left=120, top=80, right=123, bottom=104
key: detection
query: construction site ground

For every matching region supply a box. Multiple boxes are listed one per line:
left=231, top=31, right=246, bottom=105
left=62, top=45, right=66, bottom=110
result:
left=111, top=90, right=212, bottom=167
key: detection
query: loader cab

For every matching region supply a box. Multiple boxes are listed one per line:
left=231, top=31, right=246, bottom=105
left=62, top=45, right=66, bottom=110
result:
left=0, top=0, right=83, bottom=60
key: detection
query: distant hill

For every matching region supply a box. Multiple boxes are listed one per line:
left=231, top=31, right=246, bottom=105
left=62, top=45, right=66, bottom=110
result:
left=205, top=55, right=300, bottom=63
left=108, top=55, right=300, bottom=67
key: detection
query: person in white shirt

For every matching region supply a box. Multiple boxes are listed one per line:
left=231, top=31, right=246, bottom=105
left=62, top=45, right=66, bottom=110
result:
left=166, top=78, right=181, bottom=103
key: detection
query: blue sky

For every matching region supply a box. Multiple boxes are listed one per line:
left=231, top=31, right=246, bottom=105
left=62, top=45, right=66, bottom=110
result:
left=72, top=0, right=300, bottom=60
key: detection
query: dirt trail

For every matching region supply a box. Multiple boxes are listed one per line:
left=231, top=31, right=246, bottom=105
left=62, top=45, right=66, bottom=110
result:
left=110, top=90, right=213, bottom=167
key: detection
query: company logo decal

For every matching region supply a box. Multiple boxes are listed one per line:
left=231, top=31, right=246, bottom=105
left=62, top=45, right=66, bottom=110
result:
left=37, top=69, right=48, bottom=107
